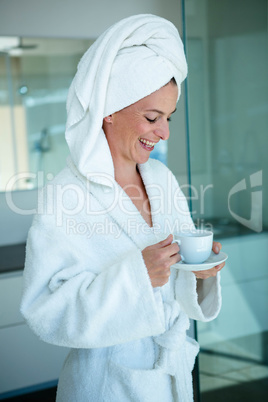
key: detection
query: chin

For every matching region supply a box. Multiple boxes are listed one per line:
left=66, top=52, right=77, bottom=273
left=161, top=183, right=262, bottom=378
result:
left=136, top=155, right=150, bottom=165
left=132, top=147, right=151, bottom=165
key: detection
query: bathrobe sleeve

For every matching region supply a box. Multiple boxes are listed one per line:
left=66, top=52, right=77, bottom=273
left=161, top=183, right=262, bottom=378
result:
left=175, top=270, right=222, bottom=321
left=168, top=170, right=222, bottom=322
left=21, top=216, right=165, bottom=349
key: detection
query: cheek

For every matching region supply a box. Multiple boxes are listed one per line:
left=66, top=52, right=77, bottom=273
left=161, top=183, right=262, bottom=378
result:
left=135, top=122, right=151, bottom=136
left=127, top=124, right=146, bottom=143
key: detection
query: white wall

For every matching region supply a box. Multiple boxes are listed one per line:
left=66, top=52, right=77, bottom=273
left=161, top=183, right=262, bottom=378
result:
left=0, top=0, right=183, bottom=38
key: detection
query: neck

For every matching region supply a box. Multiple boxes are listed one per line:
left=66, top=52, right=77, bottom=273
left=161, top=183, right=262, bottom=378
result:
left=113, top=158, right=139, bottom=185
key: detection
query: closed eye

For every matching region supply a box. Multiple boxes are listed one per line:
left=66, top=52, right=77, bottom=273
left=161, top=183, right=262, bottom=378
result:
left=146, top=117, right=172, bottom=123
left=146, top=117, right=158, bottom=123
left=145, top=108, right=176, bottom=124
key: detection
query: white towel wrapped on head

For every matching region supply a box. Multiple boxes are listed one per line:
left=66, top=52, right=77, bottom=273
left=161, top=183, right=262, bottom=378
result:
left=65, top=14, right=188, bottom=185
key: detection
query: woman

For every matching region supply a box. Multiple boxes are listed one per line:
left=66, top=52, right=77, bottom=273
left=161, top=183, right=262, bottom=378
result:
left=21, top=14, right=224, bottom=401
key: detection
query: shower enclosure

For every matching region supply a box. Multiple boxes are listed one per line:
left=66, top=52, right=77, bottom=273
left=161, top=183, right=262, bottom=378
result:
left=0, top=38, right=92, bottom=192
left=182, top=0, right=268, bottom=400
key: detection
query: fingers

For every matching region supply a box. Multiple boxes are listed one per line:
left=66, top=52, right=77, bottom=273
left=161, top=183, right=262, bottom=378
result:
left=166, top=241, right=180, bottom=256
left=193, top=262, right=225, bottom=279
left=151, top=243, right=180, bottom=268
left=151, top=269, right=171, bottom=287
left=193, top=266, right=218, bottom=279
left=142, top=234, right=181, bottom=288
left=148, top=257, right=173, bottom=288
left=212, top=241, right=222, bottom=254
left=154, top=234, right=173, bottom=249
left=215, top=262, right=225, bottom=271
left=170, top=251, right=182, bottom=265
left=195, top=241, right=225, bottom=279
left=145, top=235, right=179, bottom=259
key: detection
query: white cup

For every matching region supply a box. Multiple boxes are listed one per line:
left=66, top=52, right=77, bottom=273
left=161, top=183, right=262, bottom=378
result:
left=173, top=229, right=213, bottom=264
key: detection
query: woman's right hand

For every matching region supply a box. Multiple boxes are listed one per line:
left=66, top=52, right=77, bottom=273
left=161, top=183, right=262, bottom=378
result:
left=142, top=234, right=181, bottom=288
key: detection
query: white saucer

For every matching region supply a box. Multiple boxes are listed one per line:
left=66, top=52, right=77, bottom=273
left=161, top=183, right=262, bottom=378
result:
left=173, top=251, right=228, bottom=272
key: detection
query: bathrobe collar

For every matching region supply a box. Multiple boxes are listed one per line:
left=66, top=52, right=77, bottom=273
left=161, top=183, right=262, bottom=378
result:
left=67, top=157, right=166, bottom=249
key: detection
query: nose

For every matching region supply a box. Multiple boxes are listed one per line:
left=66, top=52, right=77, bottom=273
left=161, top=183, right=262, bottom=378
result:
left=154, top=119, right=170, bottom=141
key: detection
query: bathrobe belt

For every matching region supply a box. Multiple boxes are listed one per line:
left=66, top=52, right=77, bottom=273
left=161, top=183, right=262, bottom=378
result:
left=154, top=308, right=199, bottom=401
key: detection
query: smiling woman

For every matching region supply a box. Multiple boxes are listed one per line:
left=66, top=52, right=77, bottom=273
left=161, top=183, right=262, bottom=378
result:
left=102, top=80, right=178, bottom=228
left=20, top=14, right=224, bottom=402
left=103, top=80, right=178, bottom=166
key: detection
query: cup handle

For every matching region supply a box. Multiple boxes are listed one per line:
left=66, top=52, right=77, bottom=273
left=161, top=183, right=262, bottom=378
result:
left=173, top=239, right=185, bottom=262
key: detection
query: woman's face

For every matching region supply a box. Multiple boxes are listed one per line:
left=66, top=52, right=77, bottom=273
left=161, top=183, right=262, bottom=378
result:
left=104, top=82, right=178, bottom=167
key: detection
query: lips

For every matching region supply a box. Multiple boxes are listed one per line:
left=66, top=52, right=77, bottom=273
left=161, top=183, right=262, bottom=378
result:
left=138, top=137, right=157, bottom=150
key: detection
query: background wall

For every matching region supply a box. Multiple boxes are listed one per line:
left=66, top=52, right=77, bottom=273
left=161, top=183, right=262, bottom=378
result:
left=0, top=0, right=183, bottom=38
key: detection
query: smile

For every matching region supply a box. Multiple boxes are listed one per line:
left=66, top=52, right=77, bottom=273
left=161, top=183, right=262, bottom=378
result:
left=138, top=138, right=157, bottom=148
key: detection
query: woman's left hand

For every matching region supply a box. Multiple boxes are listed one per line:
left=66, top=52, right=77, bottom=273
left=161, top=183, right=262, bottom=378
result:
left=192, top=241, right=225, bottom=279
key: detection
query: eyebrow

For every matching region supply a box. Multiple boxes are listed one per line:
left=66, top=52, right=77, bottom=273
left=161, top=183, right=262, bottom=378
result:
left=145, top=108, right=177, bottom=115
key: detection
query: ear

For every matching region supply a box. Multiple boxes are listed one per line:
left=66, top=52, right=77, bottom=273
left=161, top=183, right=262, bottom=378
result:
left=103, top=115, right=113, bottom=123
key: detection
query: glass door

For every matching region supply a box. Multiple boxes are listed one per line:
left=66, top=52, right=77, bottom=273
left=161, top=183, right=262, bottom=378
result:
left=183, top=0, right=268, bottom=400
left=0, top=51, right=22, bottom=191
left=0, top=37, right=93, bottom=192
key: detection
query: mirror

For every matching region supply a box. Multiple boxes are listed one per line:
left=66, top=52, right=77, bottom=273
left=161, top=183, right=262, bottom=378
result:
left=0, top=37, right=94, bottom=192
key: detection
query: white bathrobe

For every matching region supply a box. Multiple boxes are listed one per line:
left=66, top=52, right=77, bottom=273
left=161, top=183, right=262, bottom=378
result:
left=21, top=14, right=221, bottom=402
left=21, top=156, right=221, bottom=402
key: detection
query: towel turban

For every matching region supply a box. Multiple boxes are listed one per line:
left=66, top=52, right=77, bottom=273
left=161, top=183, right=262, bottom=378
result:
left=65, top=14, right=187, bottom=185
